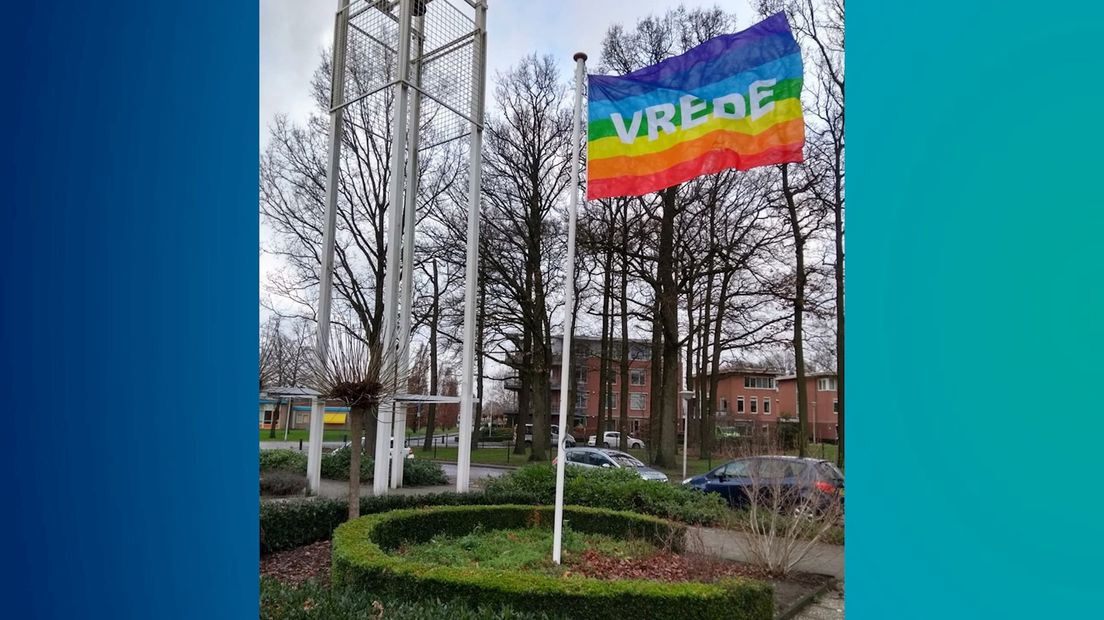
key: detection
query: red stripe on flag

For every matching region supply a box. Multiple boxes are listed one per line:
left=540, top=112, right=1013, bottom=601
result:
left=586, top=142, right=804, bottom=200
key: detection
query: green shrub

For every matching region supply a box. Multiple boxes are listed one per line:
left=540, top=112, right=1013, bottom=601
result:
left=331, top=505, right=772, bottom=620
left=261, top=577, right=550, bottom=620
left=401, top=458, right=448, bottom=486
left=483, top=464, right=728, bottom=525
left=260, top=449, right=307, bottom=473
left=260, top=470, right=307, bottom=497
left=319, top=449, right=374, bottom=480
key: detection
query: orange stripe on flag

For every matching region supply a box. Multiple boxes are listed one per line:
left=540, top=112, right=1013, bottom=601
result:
left=589, top=118, right=805, bottom=181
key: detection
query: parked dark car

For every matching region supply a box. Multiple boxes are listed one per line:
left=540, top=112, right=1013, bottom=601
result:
left=682, top=456, right=843, bottom=515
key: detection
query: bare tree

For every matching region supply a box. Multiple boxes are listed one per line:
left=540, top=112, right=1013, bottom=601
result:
left=476, top=54, right=573, bottom=462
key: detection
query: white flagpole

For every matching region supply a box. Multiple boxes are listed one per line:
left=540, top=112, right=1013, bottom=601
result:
left=553, top=51, right=587, bottom=565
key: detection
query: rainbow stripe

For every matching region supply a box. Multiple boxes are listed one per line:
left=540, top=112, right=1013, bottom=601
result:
left=586, top=13, right=805, bottom=200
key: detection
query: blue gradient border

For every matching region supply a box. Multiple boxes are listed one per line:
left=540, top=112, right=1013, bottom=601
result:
left=0, top=1, right=256, bottom=618
left=849, top=1, right=1103, bottom=618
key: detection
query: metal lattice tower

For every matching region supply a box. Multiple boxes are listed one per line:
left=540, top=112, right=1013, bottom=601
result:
left=308, top=0, right=487, bottom=496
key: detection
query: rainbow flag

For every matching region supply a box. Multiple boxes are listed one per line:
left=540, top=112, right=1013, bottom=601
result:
left=586, top=13, right=804, bottom=200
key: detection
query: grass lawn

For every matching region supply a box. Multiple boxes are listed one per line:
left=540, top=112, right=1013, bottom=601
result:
left=259, top=429, right=348, bottom=442
left=416, top=445, right=534, bottom=466
left=398, top=526, right=653, bottom=576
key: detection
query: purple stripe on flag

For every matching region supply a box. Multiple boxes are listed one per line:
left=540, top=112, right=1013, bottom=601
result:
left=589, top=13, right=796, bottom=102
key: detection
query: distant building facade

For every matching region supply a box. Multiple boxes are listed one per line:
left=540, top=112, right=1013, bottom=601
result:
left=692, top=367, right=839, bottom=442
left=505, top=335, right=655, bottom=438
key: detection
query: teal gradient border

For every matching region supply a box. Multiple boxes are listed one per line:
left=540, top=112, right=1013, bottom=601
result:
left=850, top=1, right=1104, bottom=617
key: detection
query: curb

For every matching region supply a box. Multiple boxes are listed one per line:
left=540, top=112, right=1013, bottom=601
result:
left=775, top=576, right=837, bottom=620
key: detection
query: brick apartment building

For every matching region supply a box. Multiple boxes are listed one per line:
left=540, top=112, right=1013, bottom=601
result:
left=505, top=335, right=655, bottom=439
left=693, top=367, right=839, bottom=442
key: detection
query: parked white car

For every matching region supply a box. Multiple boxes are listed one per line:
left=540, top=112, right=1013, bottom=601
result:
left=332, top=437, right=414, bottom=459
left=556, top=447, right=668, bottom=482
left=523, top=424, right=576, bottom=447
left=586, top=431, right=645, bottom=449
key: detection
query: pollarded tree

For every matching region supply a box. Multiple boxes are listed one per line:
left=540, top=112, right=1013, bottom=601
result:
left=313, top=333, right=400, bottom=519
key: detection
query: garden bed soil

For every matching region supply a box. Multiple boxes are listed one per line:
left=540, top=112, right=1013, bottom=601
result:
left=260, top=539, right=832, bottom=615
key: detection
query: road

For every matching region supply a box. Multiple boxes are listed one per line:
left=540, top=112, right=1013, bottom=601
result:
left=308, top=462, right=512, bottom=500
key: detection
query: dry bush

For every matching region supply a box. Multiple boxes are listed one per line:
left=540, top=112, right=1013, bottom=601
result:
left=723, top=434, right=844, bottom=577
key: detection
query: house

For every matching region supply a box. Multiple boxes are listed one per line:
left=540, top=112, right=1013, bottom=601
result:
left=692, top=365, right=786, bottom=438
left=259, top=389, right=348, bottom=431
left=777, top=371, right=839, bottom=442
left=691, top=367, right=839, bottom=442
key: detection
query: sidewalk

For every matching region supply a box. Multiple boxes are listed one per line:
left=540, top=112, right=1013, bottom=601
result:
left=690, top=526, right=844, bottom=580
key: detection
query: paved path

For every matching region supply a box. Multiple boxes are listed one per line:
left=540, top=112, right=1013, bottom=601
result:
left=309, top=463, right=509, bottom=499
left=792, top=586, right=844, bottom=619
left=690, top=526, right=844, bottom=580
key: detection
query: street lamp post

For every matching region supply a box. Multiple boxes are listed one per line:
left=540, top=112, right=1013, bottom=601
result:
left=680, top=390, right=693, bottom=480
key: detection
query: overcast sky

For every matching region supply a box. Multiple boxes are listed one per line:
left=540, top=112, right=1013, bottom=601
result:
left=260, top=0, right=756, bottom=144
left=259, top=0, right=757, bottom=319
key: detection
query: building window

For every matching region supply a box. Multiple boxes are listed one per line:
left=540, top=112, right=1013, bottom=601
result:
left=630, top=369, right=646, bottom=386
left=630, top=393, right=646, bottom=410
left=261, top=408, right=274, bottom=426
left=604, top=392, right=617, bottom=411
left=736, top=396, right=744, bottom=414
left=744, top=376, right=776, bottom=389
left=575, top=392, right=588, bottom=409
left=631, top=419, right=641, bottom=434
left=750, top=397, right=758, bottom=414
left=575, top=365, right=588, bottom=384
left=763, top=399, right=771, bottom=416
left=833, top=400, right=839, bottom=414
left=817, top=377, right=838, bottom=391
left=720, top=397, right=729, bottom=412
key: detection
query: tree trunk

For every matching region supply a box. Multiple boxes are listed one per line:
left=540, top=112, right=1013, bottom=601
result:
left=347, top=406, right=365, bottom=520
left=782, top=165, right=809, bottom=456
left=474, top=256, right=486, bottom=448
left=618, top=207, right=631, bottom=451
left=834, top=174, right=845, bottom=469
left=423, top=260, right=440, bottom=452
left=647, top=294, right=663, bottom=464
left=268, top=397, right=280, bottom=439
left=597, top=246, right=613, bottom=441
left=705, top=270, right=733, bottom=460
left=684, top=275, right=695, bottom=451
left=655, top=185, right=680, bottom=468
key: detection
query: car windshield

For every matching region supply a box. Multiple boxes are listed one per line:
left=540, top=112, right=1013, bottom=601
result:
left=609, top=453, right=645, bottom=468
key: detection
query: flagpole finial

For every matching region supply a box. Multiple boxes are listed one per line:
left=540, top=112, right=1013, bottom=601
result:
left=573, top=52, right=587, bottom=62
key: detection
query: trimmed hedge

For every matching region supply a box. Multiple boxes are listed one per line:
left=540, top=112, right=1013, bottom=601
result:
left=483, top=464, right=728, bottom=525
left=261, top=576, right=552, bottom=619
left=332, top=505, right=773, bottom=620
left=260, top=470, right=307, bottom=496
left=261, top=491, right=539, bottom=554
